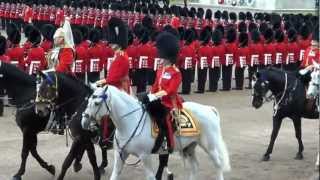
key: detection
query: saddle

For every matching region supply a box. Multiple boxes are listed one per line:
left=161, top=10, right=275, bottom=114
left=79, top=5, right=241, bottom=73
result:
left=151, top=108, right=200, bottom=138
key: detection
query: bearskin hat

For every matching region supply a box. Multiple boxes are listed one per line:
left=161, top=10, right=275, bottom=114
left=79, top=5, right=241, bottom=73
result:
left=79, top=26, right=89, bottom=40
left=142, top=16, right=154, bottom=30
left=229, top=12, right=237, bottom=21
left=184, top=28, right=195, bottom=45
left=212, top=29, right=222, bottom=45
left=128, top=30, right=134, bottom=46
left=264, top=13, right=271, bottom=22
left=238, top=32, right=248, bottom=47
left=89, top=28, right=101, bottom=43
left=214, top=10, right=221, bottom=19
left=238, top=22, right=247, bottom=33
left=259, top=22, right=268, bottom=34
left=28, top=28, right=41, bottom=45
left=178, top=27, right=185, bottom=41
left=188, top=8, right=195, bottom=18
left=199, top=26, right=212, bottom=45
left=246, top=12, right=253, bottom=21
left=72, top=28, right=83, bottom=45
left=162, top=25, right=179, bottom=38
left=205, top=9, right=212, bottom=20
left=197, top=8, right=204, bottom=19
left=274, top=30, right=284, bottom=43
left=271, top=13, right=282, bottom=30
left=180, top=7, right=188, bottom=17
left=263, top=28, right=274, bottom=42
left=254, top=13, right=263, bottom=21
left=251, top=30, right=261, bottom=43
left=0, top=36, right=6, bottom=56
left=226, top=28, right=237, bottom=43
left=133, top=23, right=144, bottom=39
left=156, top=32, right=179, bottom=64
left=287, top=28, right=297, bottom=42
left=6, top=23, right=21, bottom=45
left=222, top=11, right=229, bottom=20
left=41, top=24, right=56, bottom=41
left=139, top=28, right=149, bottom=44
left=24, top=24, right=36, bottom=39
left=107, top=17, right=128, bottom=49
left=190, top=7, right=196, bottom=16
left=299, top=24, right=311, bottom=40
left=239, top=12, right=246, bottom=21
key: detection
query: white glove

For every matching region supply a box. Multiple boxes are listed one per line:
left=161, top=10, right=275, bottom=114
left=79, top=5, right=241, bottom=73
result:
left=147, top=93, right=158, bottom=102
left=299, top=67, right=313, bottom=75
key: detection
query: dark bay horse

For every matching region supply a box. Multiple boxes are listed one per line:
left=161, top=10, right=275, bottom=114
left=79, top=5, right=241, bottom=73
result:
left=252, top=67, right=318, bottom=161
left=36, top=70, right=172, bottom=180
left=0, top=62, right=108, bottom=180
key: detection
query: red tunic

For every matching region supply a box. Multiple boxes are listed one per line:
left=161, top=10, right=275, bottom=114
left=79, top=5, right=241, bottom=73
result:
left=125, top=45, right=138, bottom=70
left=248, top=42, right=264, bottom=66
left=197, top=45, right=212, bottom=69
left=223, top=42, right=237, bottom=66
left=301, top=47, right=320, bottom=67
left=23, top=6, right=33, bottom=23
left=40, top=40, right=53, bottom=53
left=151, top=65, right=183, bottom=110
left=25, top=47, right=47, bottom=75
left=274, top=42, right=287, bottom=65
left=55, top=9, right=64, bottom=27
left=178, top=44, right=197, bottom=69
left=56, top=48, right=74, bottom=73
left=209, top=44, right=225, bottom=68
left=235, top=47, right=250, bottom=68
left=136, top=43, right=154, bottom=69
left=88, top=44, right=105, bottom=72
left=298, top=39, right=311, bottom=62
left=0, top=55, right=10, bottom=63
left=73, top=45, right=88, bottom=74
left=285, top=42, right=299, bottom=64
left=263, top=43, right=276, bottom=65
left=6, top=46, right=25, bottom=70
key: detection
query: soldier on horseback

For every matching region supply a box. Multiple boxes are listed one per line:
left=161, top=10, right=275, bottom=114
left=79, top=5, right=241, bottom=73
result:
left=145, top=32, right=183, bottom=153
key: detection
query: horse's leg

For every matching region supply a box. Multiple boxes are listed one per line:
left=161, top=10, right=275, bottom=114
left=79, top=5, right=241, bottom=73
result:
left=155, top=154, right=170, bottom=180
left=185, top=149, right=199, bottom=180
left=140, top=154, right=156, bottom=180
left=263, top=117, right=283, bottom=161
left=57, top=139, right=82, bottom=180
left=73, top=145, right=85, bottom=173
left=316, top=152, right=319, bottom=170
left=110, top=151, right=128, bottom=180
left=86, top=142, right=101, bottom=180
left=98, top=141, right=108, bottom=174
left=292, top=117, right=304, bottom=160
left=29, top=133, right=55, bottom=175
left=12, top=130, right=30, bottom=180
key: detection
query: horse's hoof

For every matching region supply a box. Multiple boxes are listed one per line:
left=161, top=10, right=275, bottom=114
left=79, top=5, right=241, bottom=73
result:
left=73, top=163, right=82, bottom=173
left=261, top=155, right=270, bottom=161
left=295, top=153, right=304, bottom=160
left=47, top=165, right=56, bottom=176
left=168, top=173, right=174, bottom=180
left=99, top=167, right=106, bottom=175
left=12, top=175, right=22, bottom=180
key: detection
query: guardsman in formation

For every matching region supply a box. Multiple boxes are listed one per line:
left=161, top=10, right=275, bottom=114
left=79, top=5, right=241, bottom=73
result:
left=72, top=28, right=88, bottom=82
left=234, top=32, right=249, bottom=90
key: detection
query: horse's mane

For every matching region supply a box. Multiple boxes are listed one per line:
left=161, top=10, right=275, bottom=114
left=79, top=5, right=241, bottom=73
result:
left=260, top=67, right=298, bottom=80
left=0, top=62, right=35, bottom=86
left=107, top=85, right=140, bottom=107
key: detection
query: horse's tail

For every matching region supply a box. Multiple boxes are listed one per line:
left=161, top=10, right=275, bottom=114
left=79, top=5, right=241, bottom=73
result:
left=210, top=106, right=231, bottom=172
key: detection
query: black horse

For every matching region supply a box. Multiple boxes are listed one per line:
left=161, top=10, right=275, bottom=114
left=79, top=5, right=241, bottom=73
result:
left=252, top=67, right=318, bottom=161
left=0, top=62, right=108, bottom=180
left=36, top=70, right=172, bottom=180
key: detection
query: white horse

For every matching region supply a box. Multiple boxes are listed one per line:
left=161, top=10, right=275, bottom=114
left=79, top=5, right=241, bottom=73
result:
left=81, top=85, right=230, bottom=180
left=303, top=62, right=320, bottom=170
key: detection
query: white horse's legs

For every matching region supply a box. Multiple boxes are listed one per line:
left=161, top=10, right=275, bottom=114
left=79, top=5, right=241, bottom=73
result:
left=140, top=154, right=156, bottom=180
left=186, top=150, right=199, bottom=180
left=208, top=149, right=225, bottom=180
left=110, top=151, right=128, bottom=180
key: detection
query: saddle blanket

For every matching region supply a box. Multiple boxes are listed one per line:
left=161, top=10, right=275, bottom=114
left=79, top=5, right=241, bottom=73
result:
left=151, top=108, right=201, bottom=138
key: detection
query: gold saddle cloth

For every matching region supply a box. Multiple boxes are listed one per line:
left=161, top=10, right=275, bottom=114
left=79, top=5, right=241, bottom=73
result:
left=151, top=108, right=201, bottom=137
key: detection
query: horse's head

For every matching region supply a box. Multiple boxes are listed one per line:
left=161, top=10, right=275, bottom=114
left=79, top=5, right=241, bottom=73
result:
left=252, top=70, right=270, bottom=109
left=307, top=61, right=320, bottom=99
left=35, top=70, right=58, bottom=116
left=81, top=85, right=110, bottom=131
